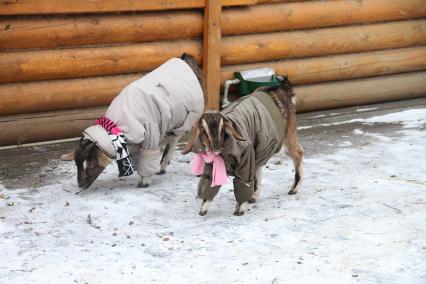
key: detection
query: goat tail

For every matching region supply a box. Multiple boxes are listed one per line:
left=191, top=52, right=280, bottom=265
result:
left=258, top=75, right=296, bottom=123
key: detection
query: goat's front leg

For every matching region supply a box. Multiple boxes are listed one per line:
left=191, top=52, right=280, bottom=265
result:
left=233, top=179, right=255, bottom=216
left=197, top=174, right=221, bottom=216
left=137, top=176, right=152, bottom=188
left=136, top=147, right=160, bottom=188
left=234, top=201, right=248, bottom=216
left=199, top=199, right=211, bottom=216
left=158, top=134, right=181, bottom=175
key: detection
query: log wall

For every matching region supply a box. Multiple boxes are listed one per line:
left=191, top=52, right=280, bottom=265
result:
left=0, top=0, right=425, bottom=146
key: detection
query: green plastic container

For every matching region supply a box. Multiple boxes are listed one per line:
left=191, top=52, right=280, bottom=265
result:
left=234, top=68, right=282, bottom=96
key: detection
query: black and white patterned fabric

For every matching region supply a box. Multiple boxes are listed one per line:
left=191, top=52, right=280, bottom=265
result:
left=110, top=133, right=134, bottom=177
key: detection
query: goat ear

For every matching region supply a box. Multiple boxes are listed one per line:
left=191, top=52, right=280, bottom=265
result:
left=82, top=140, right=97, bottom=157
left=224, top=119, right=245, bottom=141
left=181, top=122, right=200, bottom=155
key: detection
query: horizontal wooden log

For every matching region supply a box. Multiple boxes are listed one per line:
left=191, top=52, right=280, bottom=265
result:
left=0, top=74, right=140, bottom=115
left=0, top=40, right=202, bottom=84
left=296, top=71, right=426, bottom=112
left=1, top=12, right=204, bottom=50
left=221, top=46, right=426, bottom=85
left=2, top=0, right=426, bottom=50
left=221, top=19, right=426, bottom=65
left=257, top=0, right=303, bottom=2
left=1, top=72, right=425, bottom=146
left=0, top=0, right=256, bottom=15
left=222, top=0, right=426, bottom=36
left=1, top=19, right=425, bottom=84
left=0, top=107, right=106, bottom=146
left=1, top=46, right=426, bottom=116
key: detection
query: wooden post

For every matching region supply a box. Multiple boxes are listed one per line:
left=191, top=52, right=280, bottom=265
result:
left=203, top=0, right=222, bottom=110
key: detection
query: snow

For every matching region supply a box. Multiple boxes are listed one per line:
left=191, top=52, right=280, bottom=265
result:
left=299, top=108, right=426, bottom=130
left=356, top=107, right=378, bottom=112
left=338, top=141, right=352, bottom=147
left=364, top=109, right=426, bottom=128
left=1, top=108, right=426, bottom=284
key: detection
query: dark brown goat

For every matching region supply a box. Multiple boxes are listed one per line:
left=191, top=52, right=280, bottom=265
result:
left=182, top=76, right=303, bottom=216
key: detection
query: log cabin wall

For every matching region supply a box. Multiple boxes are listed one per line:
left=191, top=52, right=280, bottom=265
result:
left=0, top=0, right=425, bottom=146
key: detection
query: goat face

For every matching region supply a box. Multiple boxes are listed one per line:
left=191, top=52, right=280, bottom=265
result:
left=74, top=138, right=112, bottom=190
left=182, top=111, right=245, bottom=155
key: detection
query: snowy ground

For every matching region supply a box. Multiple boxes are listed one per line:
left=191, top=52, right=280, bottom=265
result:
left=1, top=101, right=425, bottom=284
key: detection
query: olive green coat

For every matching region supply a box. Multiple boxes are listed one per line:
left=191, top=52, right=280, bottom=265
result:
left=193, top=92, right=285, bottom=203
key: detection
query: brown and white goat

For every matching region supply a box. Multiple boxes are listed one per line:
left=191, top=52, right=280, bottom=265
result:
left=182, top=77, right=303, bottom=216
left=70, top=53, right=207, bottom=191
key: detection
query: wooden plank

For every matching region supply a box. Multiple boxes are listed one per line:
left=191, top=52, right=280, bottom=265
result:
left=2, top=0, right=425, bottom=50
left=1, top=12, right=204, bottom=50
left=221, top=46, right=426, bottom=85
left=2, top=47, right=425, bottom=116
left=221, top=19, right=426, bottom=65
left=222, top=0, right=426, bottom=36
left=203, top=0, right=222, bottom=110
left=296, top=71, right=426, bottom=112
left=0, top=0, right=255, bottom=15
left=0, top=74, right=140, bottom=115
left=0, top=107, right=106, bottom=146
left=257, top=0, right=306, bottom=2
left=1, top=19, right=425, bottom=84
left=223, top=0, right=257, bottom=5
left=2, top=72, right=425, bottom=146
left=0, top=40, right=202, bottom=84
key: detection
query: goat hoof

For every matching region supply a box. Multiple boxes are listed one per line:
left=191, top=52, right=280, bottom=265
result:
left=248, top=198, right=256, bottom=203
left=157, top=170, right=166, bottom=175
left=288, top=189, right=297, bottom=195
left=199, top=200, right=211, bottom=216
left=137, top=182, right=150, bottom=188
left=234, top=201, right=247, bottom=216
left=137, top=176, right=152, bottom=188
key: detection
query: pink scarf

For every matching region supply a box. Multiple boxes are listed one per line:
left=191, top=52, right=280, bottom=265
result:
left=191, top=152, right=230, bottom=187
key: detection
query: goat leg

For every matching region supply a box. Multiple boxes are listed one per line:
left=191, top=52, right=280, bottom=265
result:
left=234, top=201, right=247, bottom=216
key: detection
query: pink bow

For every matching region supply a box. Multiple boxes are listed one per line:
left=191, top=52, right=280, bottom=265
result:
left=191, top=152, right=230, bottom=187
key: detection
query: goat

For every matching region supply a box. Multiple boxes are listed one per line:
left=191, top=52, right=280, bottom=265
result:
left=182, top=76, right=303, bottom=216
left=72, top=53, right=206, bottom=191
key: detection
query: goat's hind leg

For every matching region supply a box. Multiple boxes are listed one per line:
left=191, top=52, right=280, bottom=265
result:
left=158, top=134, right=181, bottom=175
left=284, top=132, right=303, bottom=195
left=288, top=151, right=303, bottom=195
left=249, top=166, right=263, bottom=203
